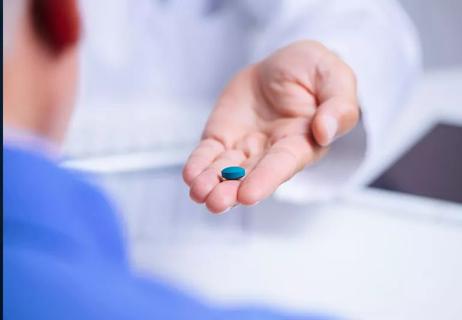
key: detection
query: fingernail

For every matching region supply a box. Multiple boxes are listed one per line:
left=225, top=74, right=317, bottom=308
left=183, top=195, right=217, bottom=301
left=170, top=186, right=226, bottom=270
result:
left=249, top=201, right=261, bottom=207
left=216, top=207, right=231, bottom=215
left=323, top=115, right=338, bottom=145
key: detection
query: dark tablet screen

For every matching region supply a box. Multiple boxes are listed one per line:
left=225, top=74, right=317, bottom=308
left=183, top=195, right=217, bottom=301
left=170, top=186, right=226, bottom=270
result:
left=369, top=123, right=462, bottom=204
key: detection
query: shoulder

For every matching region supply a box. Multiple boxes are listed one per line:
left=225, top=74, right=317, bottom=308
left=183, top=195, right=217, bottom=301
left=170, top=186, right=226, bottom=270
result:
left=4, top=146, right=109, bottom=220
left=3, top=146, right=127, bottom=262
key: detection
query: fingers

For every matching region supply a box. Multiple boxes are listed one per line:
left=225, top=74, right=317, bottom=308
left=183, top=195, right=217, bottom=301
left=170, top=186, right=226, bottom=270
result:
left=312, top=53, right=360, bottom=146
left=205, top=154, right=262, bottom=213
left=189, top=149, right=246, bottom=204
left=205, top=180, right=240, bottom=214
left=237, top=135, right=320, bottom=205
left=187, top=133, right=268, bottom=213
left=183, top=139, right=225, bottom=186
left=191, top=136, right=323, bottom=211
left=202, top=134, right=266, bottom=213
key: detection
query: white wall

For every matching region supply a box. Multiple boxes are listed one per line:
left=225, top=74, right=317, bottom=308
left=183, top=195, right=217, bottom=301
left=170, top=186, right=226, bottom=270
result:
left=398, top=0, right=462, bottom=69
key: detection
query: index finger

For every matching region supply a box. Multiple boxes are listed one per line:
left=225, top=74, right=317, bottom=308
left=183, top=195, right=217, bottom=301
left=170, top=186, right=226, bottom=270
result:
left=237, top=135, right=323, bottom=205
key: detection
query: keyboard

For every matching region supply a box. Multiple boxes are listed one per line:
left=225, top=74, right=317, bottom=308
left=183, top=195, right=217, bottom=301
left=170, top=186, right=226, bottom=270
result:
left=62, top=98, right=211, bottom=173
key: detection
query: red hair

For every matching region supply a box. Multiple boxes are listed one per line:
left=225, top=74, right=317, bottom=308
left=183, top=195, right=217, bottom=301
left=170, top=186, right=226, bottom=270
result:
left=31, top=0, right=81, bottom=53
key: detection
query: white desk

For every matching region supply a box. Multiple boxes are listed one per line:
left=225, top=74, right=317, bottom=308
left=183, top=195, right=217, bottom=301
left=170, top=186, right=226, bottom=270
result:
left=133, top=200, right=462, bottom=320
left=125, top=68, right=462, bottom=320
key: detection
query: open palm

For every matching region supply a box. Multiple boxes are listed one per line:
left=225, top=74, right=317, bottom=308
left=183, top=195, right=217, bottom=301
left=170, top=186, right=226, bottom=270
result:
left=183, top=41, right=359, bottom=213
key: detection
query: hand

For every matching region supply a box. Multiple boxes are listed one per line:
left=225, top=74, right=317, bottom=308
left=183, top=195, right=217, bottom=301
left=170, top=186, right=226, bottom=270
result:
left=183, top=40, right=359, bottom=213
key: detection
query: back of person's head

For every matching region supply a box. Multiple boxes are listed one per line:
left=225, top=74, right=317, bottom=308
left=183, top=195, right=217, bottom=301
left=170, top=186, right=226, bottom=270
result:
left=3, top=0, right=81, bottom=146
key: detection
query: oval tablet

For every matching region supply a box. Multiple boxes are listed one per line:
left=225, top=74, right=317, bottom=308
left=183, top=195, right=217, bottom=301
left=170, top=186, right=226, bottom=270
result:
left=221, top=166, right=245, bottom=180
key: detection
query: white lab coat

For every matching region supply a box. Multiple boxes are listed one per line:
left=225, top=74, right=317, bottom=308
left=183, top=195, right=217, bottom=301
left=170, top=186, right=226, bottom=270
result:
left=74, top=0, right=421, bottom=234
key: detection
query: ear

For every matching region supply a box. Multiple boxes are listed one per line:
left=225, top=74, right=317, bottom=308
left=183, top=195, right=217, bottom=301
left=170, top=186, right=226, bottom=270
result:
left=31, top=0, right=81, bottom=53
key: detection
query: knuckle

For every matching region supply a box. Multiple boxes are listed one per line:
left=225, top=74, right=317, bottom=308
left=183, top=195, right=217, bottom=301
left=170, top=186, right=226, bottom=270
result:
left=294, top=39, right=328, bottom=53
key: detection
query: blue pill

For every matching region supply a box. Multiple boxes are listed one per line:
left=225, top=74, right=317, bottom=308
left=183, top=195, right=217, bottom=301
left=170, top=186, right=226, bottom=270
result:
left=221, top=166, right=245, bottom=180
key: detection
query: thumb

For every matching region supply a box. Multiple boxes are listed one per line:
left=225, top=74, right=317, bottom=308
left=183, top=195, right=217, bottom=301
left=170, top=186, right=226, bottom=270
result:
left=311, top=96, right=360, bottom=147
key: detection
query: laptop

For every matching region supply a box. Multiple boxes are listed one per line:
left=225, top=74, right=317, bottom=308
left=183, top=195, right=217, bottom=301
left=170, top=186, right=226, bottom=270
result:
left=369, top=123, right=462, bottom=204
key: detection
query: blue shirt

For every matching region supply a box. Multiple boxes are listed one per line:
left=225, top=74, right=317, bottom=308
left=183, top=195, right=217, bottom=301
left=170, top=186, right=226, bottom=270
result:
left=3, top=145, right=334, bottom=320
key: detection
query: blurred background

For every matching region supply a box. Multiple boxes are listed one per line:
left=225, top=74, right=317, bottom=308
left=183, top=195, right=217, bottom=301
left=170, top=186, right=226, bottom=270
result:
left=63, top=1, right=462, bottom=319
left=399, top=0, right=462, bottom=69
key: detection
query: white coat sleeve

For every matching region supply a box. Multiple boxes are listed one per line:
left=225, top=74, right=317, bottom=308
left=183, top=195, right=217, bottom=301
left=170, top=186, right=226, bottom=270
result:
left=240, top=0, right=422, bottom=203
